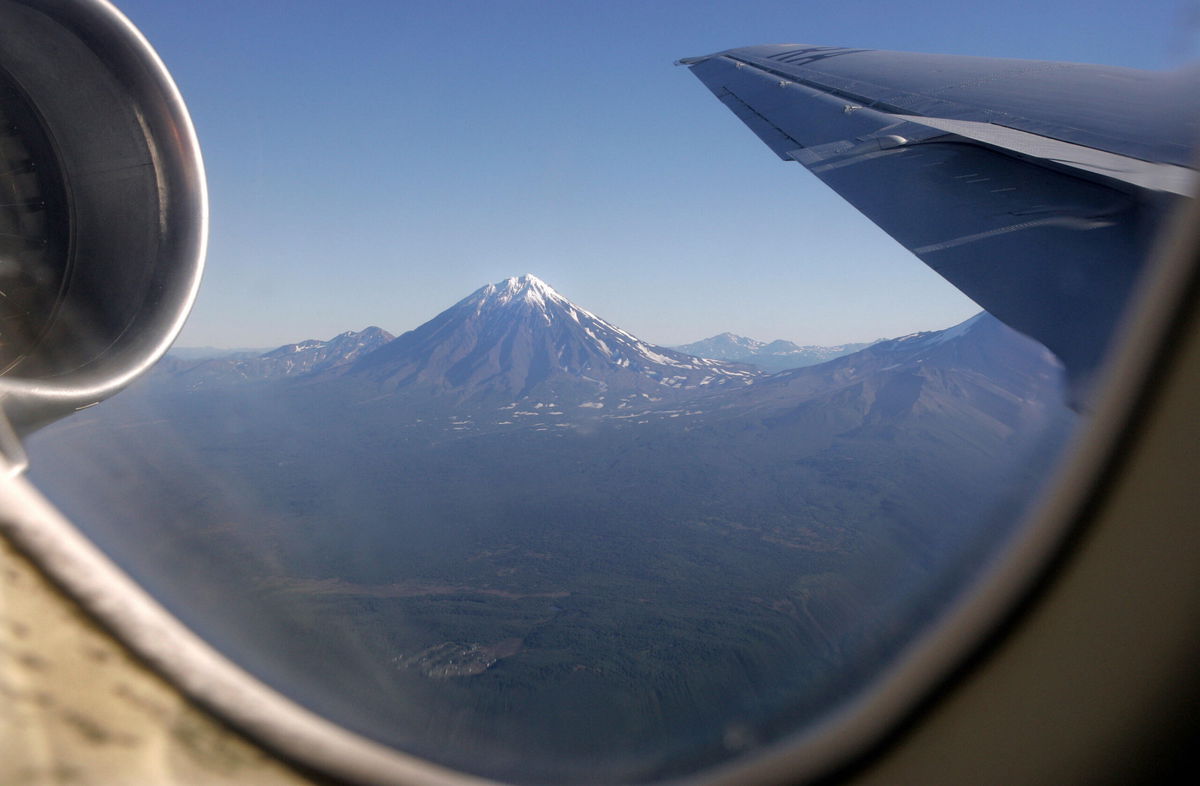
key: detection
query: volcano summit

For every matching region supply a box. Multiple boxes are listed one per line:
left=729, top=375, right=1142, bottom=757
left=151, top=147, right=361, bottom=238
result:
left=340, top=275, right=759, bottom=403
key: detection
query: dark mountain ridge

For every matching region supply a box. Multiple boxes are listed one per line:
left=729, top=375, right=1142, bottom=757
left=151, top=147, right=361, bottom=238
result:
left=660, top=312, right=1070, bottom=521
left=713, top=312, right=1062, bottom=424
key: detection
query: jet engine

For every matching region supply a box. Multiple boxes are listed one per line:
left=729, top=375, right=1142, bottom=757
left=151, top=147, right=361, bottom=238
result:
left=0, top=0, right=206, bottom=466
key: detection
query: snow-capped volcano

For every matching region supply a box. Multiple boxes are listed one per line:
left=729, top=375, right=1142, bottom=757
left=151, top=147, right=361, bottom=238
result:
left=346, top=274, right=759, bottom=400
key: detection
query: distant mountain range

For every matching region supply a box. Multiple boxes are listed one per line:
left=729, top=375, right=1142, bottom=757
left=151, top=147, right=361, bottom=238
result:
left=147, top=275, right=1069, bottom=472
left=154, top=277, right=1062, bottom=441
left=167, top=277, right=944, bottom=396
left=167, top=346, right=270, bottom=361
left=672, top=333, right=876, bottom=372
left=161, top=326, right=395, bottom=386
left=34, top=274, right=1075, bottom=783
left=160, top=274, right=947, bottom=399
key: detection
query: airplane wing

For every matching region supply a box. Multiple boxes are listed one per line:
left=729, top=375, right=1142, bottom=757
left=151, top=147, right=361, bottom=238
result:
left=680, top=45, right=1199, bottom=398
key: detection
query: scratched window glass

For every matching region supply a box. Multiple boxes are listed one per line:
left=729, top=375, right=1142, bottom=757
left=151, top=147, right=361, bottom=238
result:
left=21, top=2, right=1195, bottom=784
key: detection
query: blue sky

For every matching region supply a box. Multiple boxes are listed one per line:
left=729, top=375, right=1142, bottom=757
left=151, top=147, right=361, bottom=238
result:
left=115, top=1, right=1196, bottom=348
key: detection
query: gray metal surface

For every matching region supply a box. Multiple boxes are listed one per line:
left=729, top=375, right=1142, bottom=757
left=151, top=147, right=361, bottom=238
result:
left=682, top=45, right=1198, bottom=399
left=0, top=0, right=208, bottom=448
left=683, top=45, right=1199, bottom=166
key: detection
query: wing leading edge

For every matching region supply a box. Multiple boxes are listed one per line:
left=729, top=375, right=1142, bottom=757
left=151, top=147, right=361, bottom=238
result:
left=681, top=45, right=1199, bottom=399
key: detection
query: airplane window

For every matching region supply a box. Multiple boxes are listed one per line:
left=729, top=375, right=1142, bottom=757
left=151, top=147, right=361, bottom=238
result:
left=8, top=1, right=1196, bottom=784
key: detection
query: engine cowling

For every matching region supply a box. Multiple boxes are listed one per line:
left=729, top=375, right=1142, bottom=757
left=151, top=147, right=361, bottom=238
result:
left=0, top=0, right=206, bottom=468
